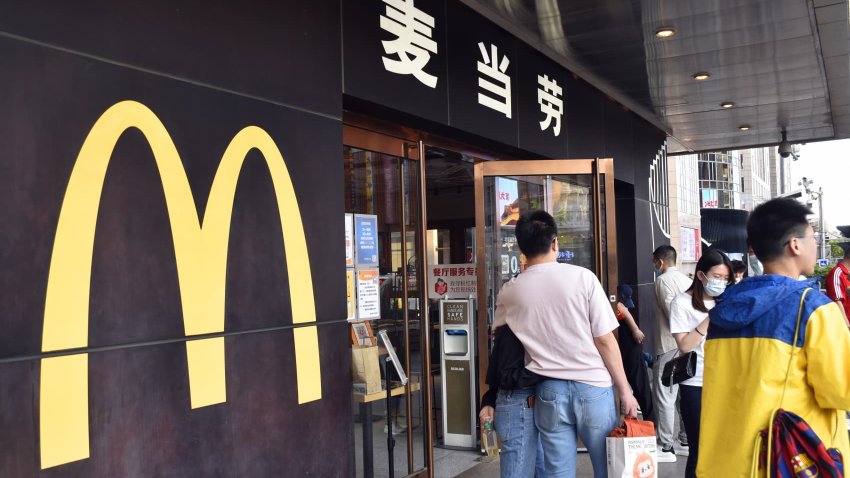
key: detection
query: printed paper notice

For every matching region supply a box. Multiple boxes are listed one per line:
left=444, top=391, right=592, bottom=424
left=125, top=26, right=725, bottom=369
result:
left=356, top=269, right=380, bottom=320
left=345, top=214, right=354, bottom=267
left=346, top=270, right=356, bottom=321
left=354, top=214, right=379, bottom=266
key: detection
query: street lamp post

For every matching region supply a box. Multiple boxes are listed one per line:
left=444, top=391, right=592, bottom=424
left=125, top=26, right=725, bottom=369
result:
left=800, top=177, right=826, bottom=261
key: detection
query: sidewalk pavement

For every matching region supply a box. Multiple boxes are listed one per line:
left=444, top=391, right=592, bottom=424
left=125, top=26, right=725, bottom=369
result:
left=454, top=449, right=688, bottom=477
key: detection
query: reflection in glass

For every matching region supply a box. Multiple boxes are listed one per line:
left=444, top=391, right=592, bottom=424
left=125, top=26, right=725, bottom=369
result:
left=482, top=174, right=596, bottom=342
left=344, top=146, right=426, bottom=477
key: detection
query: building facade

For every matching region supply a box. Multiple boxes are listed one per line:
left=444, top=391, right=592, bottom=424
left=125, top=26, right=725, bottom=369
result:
left=0, top=2, right=672, bottom=476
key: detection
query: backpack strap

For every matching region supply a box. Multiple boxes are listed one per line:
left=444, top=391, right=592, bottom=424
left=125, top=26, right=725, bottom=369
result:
left=764, top=287, right=812, bottom=478
left=779, top=288, right=812, bottom=405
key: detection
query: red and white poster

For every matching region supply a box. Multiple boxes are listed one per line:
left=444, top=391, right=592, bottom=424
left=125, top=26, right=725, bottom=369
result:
left=680, top=227, right=701, bottom=262
left=428, top=264, right=478, bottom=299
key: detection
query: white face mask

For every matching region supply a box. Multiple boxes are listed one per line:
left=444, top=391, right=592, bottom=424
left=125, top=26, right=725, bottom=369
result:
left=704, top=277, right=727, bottom=297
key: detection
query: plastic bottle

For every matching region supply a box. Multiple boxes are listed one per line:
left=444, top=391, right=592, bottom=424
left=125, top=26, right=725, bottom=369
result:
left=481, top=417, right=500, bottom=457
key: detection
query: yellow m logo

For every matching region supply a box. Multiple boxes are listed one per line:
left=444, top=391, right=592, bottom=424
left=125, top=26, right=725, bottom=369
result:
left=39, top=101, right=322, bottom=469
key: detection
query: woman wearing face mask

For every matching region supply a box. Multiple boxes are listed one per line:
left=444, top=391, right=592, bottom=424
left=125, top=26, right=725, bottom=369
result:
left=668, top=250, right=733, bottom=478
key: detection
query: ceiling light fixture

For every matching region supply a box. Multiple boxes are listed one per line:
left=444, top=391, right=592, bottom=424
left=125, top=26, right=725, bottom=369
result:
left=655, top=27, right=676, bottom=38
left=738, top=125, right=751, bottom=131
left=720, top=101, right=735, bottom=109
left=692, top=72, right=711, bottom=80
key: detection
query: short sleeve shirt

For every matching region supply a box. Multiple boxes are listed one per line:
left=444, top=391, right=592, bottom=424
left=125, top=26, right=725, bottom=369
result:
left=669, top=292, right=714, bottom=387
left=826, top=263, right=850, bottom=319
left=497, top=262, right=619, bottom=387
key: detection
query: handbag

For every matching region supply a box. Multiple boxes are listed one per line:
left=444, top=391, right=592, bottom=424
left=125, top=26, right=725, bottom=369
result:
left=661, top=350, right=697, bottom=387
left=751, top=288, right=845, bottom=477
left=607, top=418, right=657, bottom=478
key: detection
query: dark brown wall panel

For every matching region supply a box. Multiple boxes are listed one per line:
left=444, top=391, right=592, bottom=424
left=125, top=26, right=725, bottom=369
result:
left=0, top=0, right=341, bottom=117
left=0, top=0, right=350, bottom=475
left=0, top=324, right=351, bottom=476
left=0, top=36, right=345, bottom=358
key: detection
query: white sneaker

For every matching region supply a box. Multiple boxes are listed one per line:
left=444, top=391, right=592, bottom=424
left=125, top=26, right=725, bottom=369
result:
left=675, top=444, right=690, bottom=457
left=656, top=447, right=677, bottom=463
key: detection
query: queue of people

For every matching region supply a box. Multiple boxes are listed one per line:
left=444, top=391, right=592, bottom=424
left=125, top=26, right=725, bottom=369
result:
left=479, top=197, right=850, bottom=477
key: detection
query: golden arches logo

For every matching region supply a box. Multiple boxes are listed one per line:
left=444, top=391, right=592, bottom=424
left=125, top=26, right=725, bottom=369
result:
left=40, top=100, right=322, bottom=469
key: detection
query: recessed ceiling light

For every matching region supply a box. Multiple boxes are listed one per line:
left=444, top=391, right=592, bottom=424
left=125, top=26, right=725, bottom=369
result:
left=655, top=27, right=676, bottom=38
left=692, top=72, right=711, bottom=80
left=738, top=125, right=751, bottom=131
left=720, top=101, right=735, bottom=109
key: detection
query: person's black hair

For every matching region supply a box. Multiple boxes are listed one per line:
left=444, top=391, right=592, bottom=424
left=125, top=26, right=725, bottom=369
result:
left=653, top=245, right=677, bottom=264
left=730, top=260, right=747, bottom=274
left=687, top=249, right=733, bottom=313
left=747, top=198, right=812, bottom=263
left=515, top=210, right=557, bottom=258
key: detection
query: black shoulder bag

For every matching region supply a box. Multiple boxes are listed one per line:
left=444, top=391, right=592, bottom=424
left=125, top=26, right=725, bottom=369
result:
left=661, top=350, right=697, bottom=387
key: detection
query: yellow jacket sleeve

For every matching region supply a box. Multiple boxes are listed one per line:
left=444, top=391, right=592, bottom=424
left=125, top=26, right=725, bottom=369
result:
left=806, top=301, right=850, bottom=410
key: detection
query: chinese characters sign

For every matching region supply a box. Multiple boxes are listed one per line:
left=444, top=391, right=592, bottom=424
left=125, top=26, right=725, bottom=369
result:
left=477, top=42, right=512, bottom=118
left=354, top=214, right=378, bottom=266
left=428, top=264, right=478, bottom=299
left=356, top=269, right=381, bottom=320
left=680, top=226, right=700, bottom=262
left=537, top=74, right=563, bottom=136
left=380, top=0, right=438, bottom=87
left=343, top=0, right=570, bottom=157
left=701, top=189, right=718, bottom=208
left=496, top=177, right=519, bottom=226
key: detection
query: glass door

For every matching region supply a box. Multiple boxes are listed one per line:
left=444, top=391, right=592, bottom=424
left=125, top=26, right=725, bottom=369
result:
left=343, top=126, right=430, bottom=478
left=473, top=159, right=617, bottom=391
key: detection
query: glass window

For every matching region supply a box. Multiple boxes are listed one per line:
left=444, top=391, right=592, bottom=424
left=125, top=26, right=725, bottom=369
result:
left=343, top=145, right=427, bottom=476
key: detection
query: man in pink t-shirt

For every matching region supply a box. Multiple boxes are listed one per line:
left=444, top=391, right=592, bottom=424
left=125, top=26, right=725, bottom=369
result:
left=496, top=210, right=638, bottom=478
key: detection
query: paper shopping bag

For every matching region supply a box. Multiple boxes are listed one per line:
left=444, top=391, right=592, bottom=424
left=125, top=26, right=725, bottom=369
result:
left=606, top=436, right=657, bottom=478
left=351, top=345, right=381, bottom=394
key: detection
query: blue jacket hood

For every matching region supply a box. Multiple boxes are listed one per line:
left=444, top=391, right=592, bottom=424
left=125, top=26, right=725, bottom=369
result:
left=709, top=275, right=816, bottom=330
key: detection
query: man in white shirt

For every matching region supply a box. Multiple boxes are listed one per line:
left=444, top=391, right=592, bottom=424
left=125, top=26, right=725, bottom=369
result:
left=498, top=210, right=638, bottom=478
left=651, top=245, right=693, bottom=463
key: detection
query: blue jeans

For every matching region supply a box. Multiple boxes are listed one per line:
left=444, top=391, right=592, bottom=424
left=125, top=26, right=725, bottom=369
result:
left=495, top=388, right=547, bottom=478
left=535, top=380, right=618, bottom=478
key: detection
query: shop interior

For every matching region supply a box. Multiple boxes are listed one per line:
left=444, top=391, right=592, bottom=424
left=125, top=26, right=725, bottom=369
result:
left=344, top=136, right=483, bottom=477
left=344, top=126, right=615, bottom=478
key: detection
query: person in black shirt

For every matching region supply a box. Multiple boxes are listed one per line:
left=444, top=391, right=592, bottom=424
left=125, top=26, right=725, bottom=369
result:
left=479, top=325, right=546, bottom=477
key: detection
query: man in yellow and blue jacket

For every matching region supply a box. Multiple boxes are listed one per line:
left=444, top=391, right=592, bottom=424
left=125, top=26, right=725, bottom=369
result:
left=698, top=197, right=850, bottom=477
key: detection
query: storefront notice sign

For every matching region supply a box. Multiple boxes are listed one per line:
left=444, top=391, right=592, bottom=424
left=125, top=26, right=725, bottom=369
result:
left=354, top=214, right=379, bottom=266
left=346, top=269, right=356, bottom=321
left=680, top=226, right=700, bottom=262
left=428, top=264, right=477, bottom=299
left=356, top=269, right=380, bottom=320
left=345, top=213, right=354, bottom=267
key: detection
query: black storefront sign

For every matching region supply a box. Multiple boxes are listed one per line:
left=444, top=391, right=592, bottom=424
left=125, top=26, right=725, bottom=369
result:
left=516, top=43, right=569, bottom=158
left=343, top=0, right=571, bottom=157
left=342, top=0, right=449, bottom=124
left=445, top=1, right=518, bottom=146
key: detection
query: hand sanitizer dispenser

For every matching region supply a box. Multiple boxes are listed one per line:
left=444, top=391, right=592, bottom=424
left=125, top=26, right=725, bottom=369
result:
left=439, top=299, right=476, bottom=448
